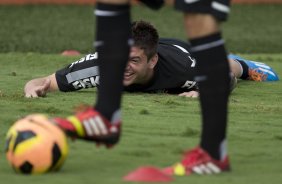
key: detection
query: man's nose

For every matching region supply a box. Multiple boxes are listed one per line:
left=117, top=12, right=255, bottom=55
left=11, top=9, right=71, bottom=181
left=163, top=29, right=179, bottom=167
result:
left=125, top=63, right=131, bottom=70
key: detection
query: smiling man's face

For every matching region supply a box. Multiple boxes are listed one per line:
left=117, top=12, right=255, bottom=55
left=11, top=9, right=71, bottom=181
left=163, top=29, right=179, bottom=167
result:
left=123, top=46, right=157, bottom=86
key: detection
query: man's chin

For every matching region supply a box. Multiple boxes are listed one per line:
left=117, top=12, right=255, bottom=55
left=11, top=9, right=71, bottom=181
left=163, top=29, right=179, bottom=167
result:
left=123, top=80, right=133, bottom=86
left=123, top=75, right=135, bottom=86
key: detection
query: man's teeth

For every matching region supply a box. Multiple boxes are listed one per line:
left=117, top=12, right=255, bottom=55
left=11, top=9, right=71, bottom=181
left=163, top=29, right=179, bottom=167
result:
left=125, top=73, right=133, bottom=77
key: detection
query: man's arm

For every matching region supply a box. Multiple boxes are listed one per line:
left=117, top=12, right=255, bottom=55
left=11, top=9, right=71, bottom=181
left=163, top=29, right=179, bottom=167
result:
left=24, top=53, right=100, bottom=98
left=24, top=73, right=58, bottom=98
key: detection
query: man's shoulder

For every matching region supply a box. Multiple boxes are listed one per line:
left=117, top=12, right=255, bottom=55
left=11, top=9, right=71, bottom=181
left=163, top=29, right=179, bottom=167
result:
left=159, top=38, right=190, bottom=48
left=158, top=38, right=191, bottom=55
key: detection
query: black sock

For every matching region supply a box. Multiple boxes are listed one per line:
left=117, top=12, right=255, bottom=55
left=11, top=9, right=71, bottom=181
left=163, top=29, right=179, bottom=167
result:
left=190, top=32, right=230, bottom=160
left=236, top=59, right=249, bottom=79
left=94, top=3, right=131, bottom=121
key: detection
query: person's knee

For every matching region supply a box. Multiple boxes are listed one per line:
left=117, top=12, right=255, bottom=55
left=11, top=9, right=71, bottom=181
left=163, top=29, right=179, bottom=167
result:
left=184, top=13, right=220, bottom=38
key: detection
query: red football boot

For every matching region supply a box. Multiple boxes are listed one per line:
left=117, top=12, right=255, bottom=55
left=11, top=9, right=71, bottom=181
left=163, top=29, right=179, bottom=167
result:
left=163, top=147, right=230, bottom=175
left=52, top=106, right=121, bottom=147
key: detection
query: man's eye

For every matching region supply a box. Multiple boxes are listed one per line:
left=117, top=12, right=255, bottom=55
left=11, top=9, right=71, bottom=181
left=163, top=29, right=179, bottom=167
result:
left=131, top=60, right=139, bottom=63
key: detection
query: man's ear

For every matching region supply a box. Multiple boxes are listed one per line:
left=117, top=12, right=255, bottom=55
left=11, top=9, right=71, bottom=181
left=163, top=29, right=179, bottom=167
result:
left=148, top=54, right=158, bottom=69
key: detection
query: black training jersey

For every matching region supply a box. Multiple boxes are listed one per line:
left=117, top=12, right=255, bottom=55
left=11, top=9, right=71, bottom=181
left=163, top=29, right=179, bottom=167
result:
left=55, top=38, right=197, bottom=94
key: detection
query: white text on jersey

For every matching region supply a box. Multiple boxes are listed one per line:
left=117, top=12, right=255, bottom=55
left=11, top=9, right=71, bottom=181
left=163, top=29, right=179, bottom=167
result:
left=69, top=53, right=98, bottom=68
left=72, top=76, right=100, bottom=89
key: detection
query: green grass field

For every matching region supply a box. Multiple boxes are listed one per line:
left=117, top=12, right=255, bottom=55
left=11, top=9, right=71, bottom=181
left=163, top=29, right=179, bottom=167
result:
left=0, top=4, right=282, bottom=184
left=1, top=4, right=282, bottom=54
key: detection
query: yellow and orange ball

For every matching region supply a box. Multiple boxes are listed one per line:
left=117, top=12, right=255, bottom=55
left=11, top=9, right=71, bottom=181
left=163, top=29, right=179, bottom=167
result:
left=5, top=114, right=68, bottom=174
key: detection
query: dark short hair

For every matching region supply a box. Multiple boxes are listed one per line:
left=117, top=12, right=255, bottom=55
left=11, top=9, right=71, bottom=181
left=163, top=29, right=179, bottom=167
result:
left=132, top=21, right=159, bottom=60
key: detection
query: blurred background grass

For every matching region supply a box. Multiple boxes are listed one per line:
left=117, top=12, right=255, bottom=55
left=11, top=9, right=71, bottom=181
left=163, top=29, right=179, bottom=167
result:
left=0, top=4, right=282, bottom=54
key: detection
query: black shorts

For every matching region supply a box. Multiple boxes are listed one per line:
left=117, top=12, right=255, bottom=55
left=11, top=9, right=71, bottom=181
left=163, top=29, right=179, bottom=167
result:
left=175, top=0, right=231, bottom=21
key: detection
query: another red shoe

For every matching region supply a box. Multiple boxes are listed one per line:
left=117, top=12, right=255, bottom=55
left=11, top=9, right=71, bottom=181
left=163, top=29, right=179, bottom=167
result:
left=52, top=106, right=121, bottom=147
left=163, top=147, right=230, bottom=176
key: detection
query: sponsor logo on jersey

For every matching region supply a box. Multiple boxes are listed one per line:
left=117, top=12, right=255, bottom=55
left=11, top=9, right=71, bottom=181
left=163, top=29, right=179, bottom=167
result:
left=72, top=76, right=100, bottom=89
left=182, top=80, right=197, bottom=89
left=69, top=53, right=98, bottom=68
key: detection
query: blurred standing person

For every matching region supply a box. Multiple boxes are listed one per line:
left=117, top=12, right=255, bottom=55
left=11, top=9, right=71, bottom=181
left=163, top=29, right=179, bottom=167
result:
left=53, top=0, right=231, bottom=175
left=163, top=0, right=232, bottom=175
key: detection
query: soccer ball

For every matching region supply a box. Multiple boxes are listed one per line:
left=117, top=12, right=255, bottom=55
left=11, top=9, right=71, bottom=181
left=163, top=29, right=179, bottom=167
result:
left=5, top=114, right=69, bottom=174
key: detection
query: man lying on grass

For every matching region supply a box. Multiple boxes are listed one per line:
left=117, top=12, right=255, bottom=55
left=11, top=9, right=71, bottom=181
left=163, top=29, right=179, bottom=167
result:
left=24, top=21, right=279, bottom=98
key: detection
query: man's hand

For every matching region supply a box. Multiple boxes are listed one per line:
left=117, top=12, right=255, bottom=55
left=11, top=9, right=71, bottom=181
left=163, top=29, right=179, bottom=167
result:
left=178, top=91, right=199, bottom=98
left=24, top=77, right=51, bottom=98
